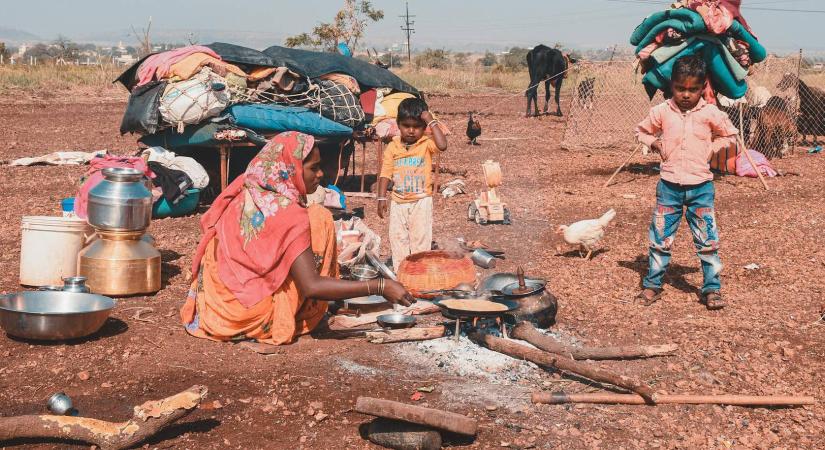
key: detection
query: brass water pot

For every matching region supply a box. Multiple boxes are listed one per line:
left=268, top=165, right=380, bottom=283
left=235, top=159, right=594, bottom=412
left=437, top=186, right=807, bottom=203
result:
left=78, top=230, right=160, bottom=296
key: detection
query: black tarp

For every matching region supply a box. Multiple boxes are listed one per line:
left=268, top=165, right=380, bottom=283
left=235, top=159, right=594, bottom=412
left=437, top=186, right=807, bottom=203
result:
left=119, top=80, right=166, bottom=135
left=261, top=45, right=418, bottom=95
left=205, top=42, right=275, bottom=67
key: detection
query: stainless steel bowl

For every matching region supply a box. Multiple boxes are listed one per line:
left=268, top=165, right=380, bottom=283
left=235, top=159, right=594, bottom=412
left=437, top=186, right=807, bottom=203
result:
left=0, top=291, right=116, bottom=340
left=350, top=264, right=378, bottom=281
left=376, top=313, right=416, bottom=329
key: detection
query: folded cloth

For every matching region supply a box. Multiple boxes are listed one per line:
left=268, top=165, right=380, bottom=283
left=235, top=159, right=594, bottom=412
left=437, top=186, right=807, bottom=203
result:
left=9, top=150, right=107, bottom=166
left=227, top=104, right=354, bottom=137
left=319, top=72, right=361, bottom=94
left=167, top=53, right=247, bottom=82
left=137, top=45, right=221, bottom=87
left=651, top=35, right=748, bottom=81
left=141, top=146, right=210, bottom=189
left=643, top=39, right=748, bottom=99
left=148, top=161, right=193, bottom=203
left=631, top=9, right=765, bottom=63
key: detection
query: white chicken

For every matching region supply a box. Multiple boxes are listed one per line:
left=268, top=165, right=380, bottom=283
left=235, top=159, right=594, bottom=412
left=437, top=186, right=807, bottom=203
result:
left=555, top=209, right=616, bottom=259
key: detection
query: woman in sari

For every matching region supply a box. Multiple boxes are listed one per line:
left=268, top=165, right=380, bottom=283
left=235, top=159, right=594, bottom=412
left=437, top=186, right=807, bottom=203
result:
left=181, top=131, right=414, bottom=345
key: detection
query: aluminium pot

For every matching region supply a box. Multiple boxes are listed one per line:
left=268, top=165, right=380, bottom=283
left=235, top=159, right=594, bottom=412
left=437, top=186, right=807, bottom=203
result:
left=87, top=167, right=152, bottom=231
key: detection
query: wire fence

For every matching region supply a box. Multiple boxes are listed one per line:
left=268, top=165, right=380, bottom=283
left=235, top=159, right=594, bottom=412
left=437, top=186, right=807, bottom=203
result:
left=561, top=52, right=825, bottom=158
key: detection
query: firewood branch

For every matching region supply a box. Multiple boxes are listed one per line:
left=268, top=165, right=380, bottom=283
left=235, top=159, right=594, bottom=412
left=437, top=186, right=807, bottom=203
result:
left=0, top=385, right=207, bottom=450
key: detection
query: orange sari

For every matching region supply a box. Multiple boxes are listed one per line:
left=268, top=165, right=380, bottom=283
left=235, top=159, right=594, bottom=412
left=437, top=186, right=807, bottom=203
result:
left=180, top=205, right=338, bottom=345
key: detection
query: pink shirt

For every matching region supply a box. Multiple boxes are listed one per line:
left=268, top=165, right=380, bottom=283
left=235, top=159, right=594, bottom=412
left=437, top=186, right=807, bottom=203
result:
left=636, top=99, right=738, bottom=185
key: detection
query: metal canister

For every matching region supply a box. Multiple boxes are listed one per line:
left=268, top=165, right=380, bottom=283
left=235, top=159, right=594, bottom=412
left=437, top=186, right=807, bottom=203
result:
left=87, top=167, right=152, bottom=231
left=78, top=230, right=161, bottom=296
left=47, top=392, right=73, bottom=415
left=471, top=249, right=497, bottom=269
left=62, top=276, right=90, bottom=293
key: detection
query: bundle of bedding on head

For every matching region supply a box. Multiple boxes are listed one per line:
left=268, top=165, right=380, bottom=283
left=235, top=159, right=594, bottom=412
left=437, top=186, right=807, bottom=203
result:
left=631, top=1, right=766, bottom=101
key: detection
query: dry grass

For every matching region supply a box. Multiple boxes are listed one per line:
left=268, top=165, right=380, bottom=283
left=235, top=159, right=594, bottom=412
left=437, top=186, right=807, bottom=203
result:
left=0, top=64, right=122, bottom=96
left=395, top=66, right=531, bottom=94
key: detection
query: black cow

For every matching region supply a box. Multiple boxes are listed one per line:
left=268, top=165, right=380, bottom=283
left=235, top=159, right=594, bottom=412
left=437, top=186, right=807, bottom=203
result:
left=525, top=45, right=571, bottom=117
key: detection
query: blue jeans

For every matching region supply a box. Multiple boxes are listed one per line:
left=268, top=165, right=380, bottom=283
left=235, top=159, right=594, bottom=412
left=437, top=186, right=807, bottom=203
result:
left=643, top=180, right=722, bottom=294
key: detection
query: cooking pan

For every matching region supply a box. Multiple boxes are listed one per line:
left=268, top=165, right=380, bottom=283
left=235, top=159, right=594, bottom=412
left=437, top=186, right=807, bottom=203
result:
left=432, top=297, right=519, bottom=320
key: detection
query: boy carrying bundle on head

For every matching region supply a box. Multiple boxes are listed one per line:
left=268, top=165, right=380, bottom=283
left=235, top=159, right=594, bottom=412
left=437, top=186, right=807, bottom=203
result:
left=635, top=55, right=739, bottom=310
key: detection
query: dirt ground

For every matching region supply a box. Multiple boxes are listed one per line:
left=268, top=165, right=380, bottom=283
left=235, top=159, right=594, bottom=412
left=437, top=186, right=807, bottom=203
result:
left=1, top=90, right=824, bottom=450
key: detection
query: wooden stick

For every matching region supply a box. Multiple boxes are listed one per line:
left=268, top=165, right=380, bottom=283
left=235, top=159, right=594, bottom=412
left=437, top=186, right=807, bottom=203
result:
left=343, top=192, right=377, bottom=198
left=355, top=397, right=478, bottom=436
left=737, top=134, right=769, bottom=190
left=604, top=144, right=642, bottom=188
left=532, top=392, right=815, bottom=407
left=511, top=322, right=678, bottom=360
left=365, top=326, right=445, bottom=344
left=0, top=385, right=207, bottom=449
left=469, top=332, right=657, bottom=404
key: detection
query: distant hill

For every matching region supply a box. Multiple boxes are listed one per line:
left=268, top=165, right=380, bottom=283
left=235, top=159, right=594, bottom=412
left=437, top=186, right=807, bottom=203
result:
left=0, top=26, right=40, bottom=43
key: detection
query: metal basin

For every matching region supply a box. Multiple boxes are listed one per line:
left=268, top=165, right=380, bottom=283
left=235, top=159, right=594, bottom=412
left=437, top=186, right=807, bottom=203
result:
left=349, top=264, right=378, bottom=281
left=479, top=273, right=545, bottom=294
left=376, top=313, right=416, bottom=329
left=0, top=291, right=116, bottom=341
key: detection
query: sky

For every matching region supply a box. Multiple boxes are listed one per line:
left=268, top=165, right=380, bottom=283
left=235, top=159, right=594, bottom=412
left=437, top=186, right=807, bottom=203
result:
left=1, top=0, right=823, bottom=53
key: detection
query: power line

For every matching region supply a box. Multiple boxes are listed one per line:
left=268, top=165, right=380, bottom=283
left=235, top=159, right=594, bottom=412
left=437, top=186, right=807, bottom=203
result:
left=602, top=0, right=825, bottom=13
left=399, top=1, right=415, bottom=62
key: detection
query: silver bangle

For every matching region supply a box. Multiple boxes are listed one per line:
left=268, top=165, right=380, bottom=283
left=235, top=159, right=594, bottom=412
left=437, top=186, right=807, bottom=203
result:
left=427, top=119, right=439, bottom=128
left=366, top=281, right=372, bottom=296
left=377, top=197, right=387, bottom=201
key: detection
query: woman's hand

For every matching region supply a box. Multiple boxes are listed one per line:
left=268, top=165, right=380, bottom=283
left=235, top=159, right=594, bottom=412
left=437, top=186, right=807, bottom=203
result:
left=382, top=280, right=415, bottom=307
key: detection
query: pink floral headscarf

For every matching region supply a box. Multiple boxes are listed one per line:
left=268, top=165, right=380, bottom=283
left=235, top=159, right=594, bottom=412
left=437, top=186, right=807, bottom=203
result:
left=191, top=131, right=316, bottom=308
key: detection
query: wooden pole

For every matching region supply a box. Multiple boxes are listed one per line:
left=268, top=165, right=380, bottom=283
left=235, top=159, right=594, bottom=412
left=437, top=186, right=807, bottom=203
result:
left=737, top=134, right=769, bottom=190
left=511, top=322, right=678, bottom=360
left=0, top=385, right=207, bottom=449
left=469, top=332, right=658, bottom=404
left=532, top=392, right=815, bottom=407
left=360, top=140, right=366, bottom=192
left=604, top=144, right=642, bottom=188
left=219, top=145, right=229, bottom=191
left=355, top=397, right=478, bottom=436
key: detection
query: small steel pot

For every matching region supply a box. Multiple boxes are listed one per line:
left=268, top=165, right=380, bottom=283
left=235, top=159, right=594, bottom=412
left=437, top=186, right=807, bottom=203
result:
left=471, top=249, right=497, bottom=269
left=47, top=392, right=73, bottom=415
left=62, top=276, right=90, bottom=294
left=350, top=264, right=378, bottom=281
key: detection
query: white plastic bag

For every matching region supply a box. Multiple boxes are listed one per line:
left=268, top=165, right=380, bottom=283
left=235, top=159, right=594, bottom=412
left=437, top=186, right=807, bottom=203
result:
left=159, top=67, right=230, bottom=132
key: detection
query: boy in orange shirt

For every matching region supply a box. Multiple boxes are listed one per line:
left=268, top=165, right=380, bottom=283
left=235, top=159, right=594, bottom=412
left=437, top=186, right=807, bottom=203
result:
left=377, top=98, right=448, bottom=270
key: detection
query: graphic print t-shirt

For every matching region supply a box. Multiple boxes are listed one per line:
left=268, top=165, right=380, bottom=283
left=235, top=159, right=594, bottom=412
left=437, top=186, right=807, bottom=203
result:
left=379, top=136, right=439, bottom=203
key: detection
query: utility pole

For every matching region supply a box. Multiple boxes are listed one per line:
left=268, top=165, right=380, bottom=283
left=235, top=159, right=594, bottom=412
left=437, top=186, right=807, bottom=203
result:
left=399, top=1, right=415, bottom=63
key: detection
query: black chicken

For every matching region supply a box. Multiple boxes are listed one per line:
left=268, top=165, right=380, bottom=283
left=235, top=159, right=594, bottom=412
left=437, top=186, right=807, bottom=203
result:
left=466, top=112, right=482, bottom=145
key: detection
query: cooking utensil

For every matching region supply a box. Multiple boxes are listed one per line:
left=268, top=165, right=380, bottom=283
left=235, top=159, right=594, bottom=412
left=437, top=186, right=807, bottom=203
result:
left=349, top=264, right=378, bottom=281
left=432, top=297, right=519, bottom=319
left=62, top=276, right=90, bottom=293
left=47, top=392, right=74, bottom=415
left=501, top=267, right=545, bottom=297
left=37, top=285, right=64, bottom=291
left=366, top=251, right=397, bottom=281
left=344, top=295, right=388, bottom=307
left=471, top=249, right=497, bottom=269
left=0, top=291, right=115, bottom=341
left=87, top=167, right=153, bottom=231
left=376, top=313, right=417, bottom=329
left=78, top=229, right=161, bottom=296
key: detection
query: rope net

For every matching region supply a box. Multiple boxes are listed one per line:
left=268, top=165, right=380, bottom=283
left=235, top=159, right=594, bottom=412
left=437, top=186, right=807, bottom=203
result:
left=560, top=54, right=817, bottom=159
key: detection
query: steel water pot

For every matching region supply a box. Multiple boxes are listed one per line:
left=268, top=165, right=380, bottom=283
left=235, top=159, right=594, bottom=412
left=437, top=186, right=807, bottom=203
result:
left=87, top=167, right=152, bottom=231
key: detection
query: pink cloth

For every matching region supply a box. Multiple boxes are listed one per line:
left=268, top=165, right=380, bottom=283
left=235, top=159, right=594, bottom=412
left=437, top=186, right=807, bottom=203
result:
left=683, top=0, right=753, bottom=35
left=74, top=156, right=154, bottom=219
left=736, top=150, right=777, bottom=178
left=636, top=98, right=738, bottom=185
left=136, top=45, right=221, bottom=87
